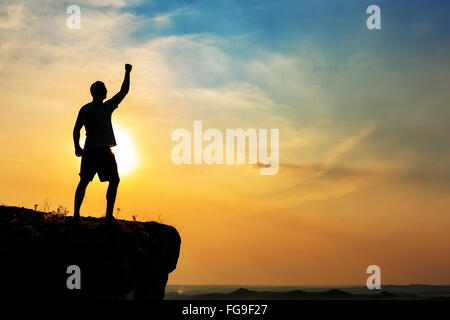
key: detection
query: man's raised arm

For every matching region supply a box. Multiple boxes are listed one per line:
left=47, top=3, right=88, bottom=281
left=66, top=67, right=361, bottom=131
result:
left=109, top=64, right=132, bottom=106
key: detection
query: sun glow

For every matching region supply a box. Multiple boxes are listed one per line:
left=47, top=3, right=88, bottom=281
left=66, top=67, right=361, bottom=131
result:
left=112, top=126, right=138, bottom=175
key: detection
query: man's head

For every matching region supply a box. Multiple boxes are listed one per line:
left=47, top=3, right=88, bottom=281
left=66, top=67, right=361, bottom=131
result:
left=90, top=81, right=107, bottom=100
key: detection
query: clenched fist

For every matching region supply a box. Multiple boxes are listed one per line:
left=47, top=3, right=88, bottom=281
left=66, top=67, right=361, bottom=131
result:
left=125, top=64, right=132, bottom=72
left=75, top=146, right=83, bottom=157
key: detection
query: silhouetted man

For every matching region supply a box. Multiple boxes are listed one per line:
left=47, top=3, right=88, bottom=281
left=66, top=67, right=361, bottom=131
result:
left=73, top=64, right=132, bottom=222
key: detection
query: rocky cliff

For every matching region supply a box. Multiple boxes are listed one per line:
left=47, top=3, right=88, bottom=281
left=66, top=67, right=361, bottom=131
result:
left=0, top=205, right=181, bottom=300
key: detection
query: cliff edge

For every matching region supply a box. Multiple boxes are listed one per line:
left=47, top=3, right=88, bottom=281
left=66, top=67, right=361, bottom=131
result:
left=0, top=205, right=181, bottom=300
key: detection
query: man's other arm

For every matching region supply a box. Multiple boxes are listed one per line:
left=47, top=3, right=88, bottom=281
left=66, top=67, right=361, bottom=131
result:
left=73, top=112, right=84, bottom=157
left=109, top=64, right=132, bottom=107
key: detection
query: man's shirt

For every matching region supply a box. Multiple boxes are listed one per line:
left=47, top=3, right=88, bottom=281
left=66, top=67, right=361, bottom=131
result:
left=75, top=99, right=118, bottom=148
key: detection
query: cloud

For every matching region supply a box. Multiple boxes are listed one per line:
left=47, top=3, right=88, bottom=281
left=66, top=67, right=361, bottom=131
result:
left=0, top=157, right=25, bottom=163
left=0, top=0, right=298, bottom=146
left=318, top=123, right=376, bottom=176
left=269, top=162, right=450, bottom=184
left=0, top=4, right=24, bottom=29
left=84, top=0, right=128, bottom=7
left=253, top=123, right=376, bottom=176
left=149, top=8, right=195, bottom=26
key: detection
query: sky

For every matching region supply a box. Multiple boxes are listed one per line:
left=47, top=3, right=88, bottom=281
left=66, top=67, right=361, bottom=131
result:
left=1, top=0, right=450, bottom=286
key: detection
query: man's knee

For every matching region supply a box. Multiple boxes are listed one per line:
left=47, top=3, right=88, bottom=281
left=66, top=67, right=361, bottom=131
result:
left=110, top=176, right=120, bottom=186
left=78, top=178, right=90, bottom=188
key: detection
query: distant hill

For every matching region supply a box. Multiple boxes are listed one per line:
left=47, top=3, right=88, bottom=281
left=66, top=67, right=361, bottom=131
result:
left=168, top=287, right=407, bottom=300
left=166, top=286, right=450, bottom=300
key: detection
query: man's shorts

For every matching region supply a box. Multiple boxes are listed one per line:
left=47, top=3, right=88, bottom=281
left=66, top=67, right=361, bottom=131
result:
left=79, top=146, right=119, bottom=182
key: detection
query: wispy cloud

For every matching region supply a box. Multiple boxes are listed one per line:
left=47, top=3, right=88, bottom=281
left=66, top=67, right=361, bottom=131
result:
left=317, top=123, right=376, bottom=176
left=150, top=8, right=195, bottom=26
left=255, top=123, right=376, bottom=178
left=0, top=4, right=24, bottom=29
left=0, top=157, right=24, bottom=163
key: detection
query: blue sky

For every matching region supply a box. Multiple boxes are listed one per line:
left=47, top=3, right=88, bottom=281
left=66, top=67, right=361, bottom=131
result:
left=126, top=0, right=450, bottom=61
left=121, top=0, right=450, bottom=124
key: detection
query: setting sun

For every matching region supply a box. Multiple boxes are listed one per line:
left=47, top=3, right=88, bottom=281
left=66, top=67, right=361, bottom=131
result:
left=112, top=126, right=138, bottom=175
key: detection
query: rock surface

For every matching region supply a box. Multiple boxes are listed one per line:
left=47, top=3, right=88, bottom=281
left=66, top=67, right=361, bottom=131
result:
left=0, top=205, right=181, bottom=300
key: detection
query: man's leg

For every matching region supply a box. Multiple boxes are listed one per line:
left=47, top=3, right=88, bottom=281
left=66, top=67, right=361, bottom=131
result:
left=106, top=177, right=120, bottom=218
left=74, top=178, right=90, bottom=218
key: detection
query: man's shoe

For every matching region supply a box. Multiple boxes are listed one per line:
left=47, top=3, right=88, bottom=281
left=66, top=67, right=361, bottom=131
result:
left=73, top=214, right=80, bottom=223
